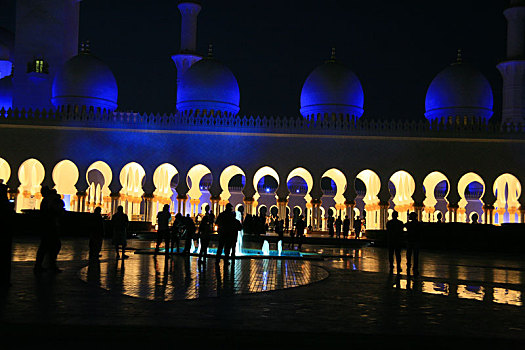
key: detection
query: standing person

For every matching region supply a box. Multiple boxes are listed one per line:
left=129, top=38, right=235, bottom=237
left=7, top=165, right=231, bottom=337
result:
left=182, top=214, right=196, bottom=255
left=155, top=204, right=171, bottom=256
left=354, top=216, right=362, bottom=239
left=171, top=213, right=184, bottom=254
left=285, top=215, right=290, bottom=236
left=0, top=183, right=14, bottom=287
left=327, top=214, right=335, bottom=238
left=275, top=216, right=284, bottom=242
left=386, top=211, right=404, bottom=274
left=288, top=216, right=296, bottom=249
left=198, top=210, right=212, bottom=265
left=48, top=189, right=65, bottom=271
left=335, top=216, right=342, bottom=239
left=215, top=204, right=242, bottom=264
left=112, top=206, right=129, bottom=259
left=34, top=186, right=53, bottom=273
left=89, top=207, right=105, bottom=260
left=405, top=212, right=421, bottom=275
left=296, top=215, right=306, bottom=250
left=342, top=215, right=350, bottom=239
left=34, top=187, right=64, bottom=273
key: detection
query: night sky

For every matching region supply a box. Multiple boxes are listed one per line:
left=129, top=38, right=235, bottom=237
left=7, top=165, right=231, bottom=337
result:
left=0, top=0, right=508, bottom=120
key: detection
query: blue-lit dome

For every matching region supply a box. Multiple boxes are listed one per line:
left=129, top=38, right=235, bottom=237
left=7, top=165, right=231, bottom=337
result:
left=52, top=52, right=118, bottom=111
left=300, top=60, right=364, bottom=120
left=177, top=58, right=240, bottom=116
left=0, top=76, right=12, bottom=111
left=425, top=61, right=493, bottom=121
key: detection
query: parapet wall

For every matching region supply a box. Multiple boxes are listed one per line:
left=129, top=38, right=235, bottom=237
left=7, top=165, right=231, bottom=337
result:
left=1, top=108, right=525, bottom=139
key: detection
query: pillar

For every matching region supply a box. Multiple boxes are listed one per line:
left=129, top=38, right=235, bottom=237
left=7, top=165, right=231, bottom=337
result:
left=176, top=194, right=187, bottom=215
left=483, top=204, right=495, bottom=225
left=378, top=201, right=388, bottom=230
left=110, top=192, right=120, bottom=215
left=76, top=191, right=87, bottom=212
left=143, top=193, right=154, bottom=223
left=519, top=205, right=525, bottom=223
left=447, top=203, right=459, bottom=223
left=277, top=197, right=288, bottom=219
left=210, top=195, right=220, bottom=216
left=243, top=197, right=254, bottom=216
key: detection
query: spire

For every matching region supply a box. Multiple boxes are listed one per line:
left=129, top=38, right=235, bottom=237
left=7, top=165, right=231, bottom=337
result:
left=326, top=47, right=336, bottom=63
left=452, top=49, right=462, bottom=65
left=80, top=40, right=91, bottom=54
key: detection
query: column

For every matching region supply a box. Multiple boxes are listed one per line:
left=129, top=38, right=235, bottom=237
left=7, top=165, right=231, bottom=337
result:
left=277, top=197, right=288, bottom=219
left=379, top=201, right=389, bottom=230
left=210, top=196, right=220, bottom=216
left=243, top=197, right=254, bottom=216
left=447, top=203, right=458, bottom=223
left=110, top=192, right=120, bottom=215
left=483, top=204, right=495, bottom=225
left=519, top=205, right=525, bottom=223
left=143, top=193, right=153, bottom=223
left=176, top=194, right=187, bottom=215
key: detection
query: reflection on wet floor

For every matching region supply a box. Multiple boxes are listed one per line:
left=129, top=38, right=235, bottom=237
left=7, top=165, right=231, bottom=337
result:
left=79, top=255, right=329, bottom=301
left=10, top=238, right=525, bottom=306
left=388, top=275, right=522, bottom=307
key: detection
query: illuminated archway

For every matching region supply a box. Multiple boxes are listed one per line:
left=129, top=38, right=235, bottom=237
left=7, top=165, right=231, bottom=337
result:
left=87, top=161, right=113, bottom=214
left=287, top=167, right=313, bottom=225
left=152, top=163, right=178, bottom=223
left=423, top=171, right=450, bottom=222
left=186, top=164, right=212, bottom=217
left=458, top=172, right=485, bottom=223
left=356, top=169, right=381, bottom=229
left=253, top=166, right=280, bottom=215
left=52, top=160, right=79, bottom=211
left=493, top=173, right=521, bottom=224
left=119, top=162, right=146, bottom=219
left=389, top=170, right=415, bottom=223
left=219, top=165, right=245, bottom=210
left=17, top=158, right=45, bottom=212
left=0, top=157, right=11, bottom=184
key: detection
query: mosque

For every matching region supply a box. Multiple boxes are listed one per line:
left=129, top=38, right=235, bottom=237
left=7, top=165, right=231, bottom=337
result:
left=0, top=0, right=525, bottom=233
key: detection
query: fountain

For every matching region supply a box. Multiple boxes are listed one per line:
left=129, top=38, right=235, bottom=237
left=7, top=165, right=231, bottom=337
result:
left=261, top=240, right=270, bottom=255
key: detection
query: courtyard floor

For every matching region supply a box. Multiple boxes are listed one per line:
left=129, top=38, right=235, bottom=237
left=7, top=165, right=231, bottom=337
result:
left=1, top=236, right=525, bottom=347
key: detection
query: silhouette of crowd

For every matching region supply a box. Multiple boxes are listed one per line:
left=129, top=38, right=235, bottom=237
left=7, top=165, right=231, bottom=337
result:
left=386, top=210, right=421, bottom=275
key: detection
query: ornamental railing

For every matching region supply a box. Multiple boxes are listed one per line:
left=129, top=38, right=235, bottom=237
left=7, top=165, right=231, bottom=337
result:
left=1, top=107, right=525, bottom=138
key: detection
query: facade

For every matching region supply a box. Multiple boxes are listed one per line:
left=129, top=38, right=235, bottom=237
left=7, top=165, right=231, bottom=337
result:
left=0, top=0, right=524, bottom=231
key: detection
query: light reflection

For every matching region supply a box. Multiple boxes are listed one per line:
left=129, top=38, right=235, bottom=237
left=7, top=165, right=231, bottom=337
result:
left=80, top=256, right=328, bottom=301
left=493, top=288, right=523, bottom=306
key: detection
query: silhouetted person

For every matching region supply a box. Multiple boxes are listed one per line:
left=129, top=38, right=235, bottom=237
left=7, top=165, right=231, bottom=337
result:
left=0, top=183, right=14, bottom=287
left=89, top=206, right=105, bottom=260
left=275, top=216, right=284, bottom=242
left=285, top=216, right=290, bottom=235
left=182, top=214, right=196, bottom=255
left=342, top=215, right=350, bottom=239
left=215, top=203, right=242, bottom=264
left=155, top=204, right=171, bottom=256
left=471, top=212, right=479, bottom=224
left=112, top=205, right=129, bottom=259
left=198, top=209, right=212, bottom=265
left=335, top=216, right=342, bottom=239
left=436, top=212, right=443, bottom=223
left=295, top=215, right=306, bottom=250
left=354, top=216, right=362, bottom=239
left=34, top=186, right=64, bottom=273
left=405, top=212, right=421, bottom=275
left=288, top=216, right=296, bottom=249
left=386, top=211, right=404, bottom=274
left=171, top=213, right=184, bottom=254
left=327, top=214, right=335, bottom=237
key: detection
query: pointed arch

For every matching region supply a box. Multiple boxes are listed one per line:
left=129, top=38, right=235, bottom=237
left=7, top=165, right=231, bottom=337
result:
left=17, top=158, right=45, bottom=212
left=87, top=161, right=113, bottom=213
left=458, top=172, right=485, bottom=223
left=423, top=171, right=450, bottom=222
left=389, top=170, right=415, bottom=222
left=493, top=173, right=522, bottom=224
left=0, top=157, right=11, bottom=184
left=219, top=165, right=245, bottom=202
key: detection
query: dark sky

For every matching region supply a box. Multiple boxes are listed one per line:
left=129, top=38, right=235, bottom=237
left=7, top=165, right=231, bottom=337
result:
left=0, top=0, right=508, bottom=120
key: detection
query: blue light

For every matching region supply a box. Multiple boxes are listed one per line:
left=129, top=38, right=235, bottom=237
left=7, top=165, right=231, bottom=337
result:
left=266, top=188, right=270, bottom=193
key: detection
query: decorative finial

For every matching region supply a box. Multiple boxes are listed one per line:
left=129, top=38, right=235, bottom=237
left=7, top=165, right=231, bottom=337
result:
left=80, top=40, right=91, bottom=54
left=330, top=47, right=336, bottom=61
left=456, top=49, right=462, bottom=64
left=208, top=43, right=213, bottom=58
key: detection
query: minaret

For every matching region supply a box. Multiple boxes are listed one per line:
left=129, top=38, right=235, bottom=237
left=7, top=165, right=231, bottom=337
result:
left=172, top=0, right=203, bottom=107
left=12, top=0, right=81, bottom=110
left=497, top=0, right=525, bottom=124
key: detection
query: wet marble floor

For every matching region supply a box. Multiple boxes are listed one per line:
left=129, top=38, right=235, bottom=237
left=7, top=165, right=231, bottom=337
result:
left=2, top=237, right=525, bottom=345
